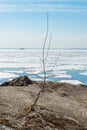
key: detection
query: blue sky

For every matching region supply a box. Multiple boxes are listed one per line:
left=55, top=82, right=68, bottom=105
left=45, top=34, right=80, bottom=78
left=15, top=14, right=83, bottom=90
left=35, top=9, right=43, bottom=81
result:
left=0, top=0, right=87, bottom=48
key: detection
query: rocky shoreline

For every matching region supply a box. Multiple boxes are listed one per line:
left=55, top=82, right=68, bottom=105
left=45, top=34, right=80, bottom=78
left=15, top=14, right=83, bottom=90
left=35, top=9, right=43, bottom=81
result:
left=0, top=76, right=87, bottom=130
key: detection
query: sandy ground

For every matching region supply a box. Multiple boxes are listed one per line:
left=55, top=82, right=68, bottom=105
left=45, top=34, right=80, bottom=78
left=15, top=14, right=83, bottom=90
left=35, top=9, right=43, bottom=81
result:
left=0, top=82, right=87, bottom=130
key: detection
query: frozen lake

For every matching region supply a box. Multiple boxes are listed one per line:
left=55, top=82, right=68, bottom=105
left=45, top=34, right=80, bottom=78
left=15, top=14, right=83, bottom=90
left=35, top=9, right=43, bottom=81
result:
left=0, top=48, right=87, bottom=85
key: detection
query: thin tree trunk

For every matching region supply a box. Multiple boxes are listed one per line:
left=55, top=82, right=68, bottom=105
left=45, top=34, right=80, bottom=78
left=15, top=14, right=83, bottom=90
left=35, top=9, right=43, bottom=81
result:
left=31, top=13, right=49, bottom=109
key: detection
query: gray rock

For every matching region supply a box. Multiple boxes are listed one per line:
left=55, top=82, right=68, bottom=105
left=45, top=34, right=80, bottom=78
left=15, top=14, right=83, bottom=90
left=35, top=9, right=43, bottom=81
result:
left=0, top=76, right=32, bottom=86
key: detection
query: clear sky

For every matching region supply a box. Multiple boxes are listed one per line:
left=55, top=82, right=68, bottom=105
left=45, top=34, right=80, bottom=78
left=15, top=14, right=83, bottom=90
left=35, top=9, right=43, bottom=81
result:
left=0, top=0, right=87, bottom=48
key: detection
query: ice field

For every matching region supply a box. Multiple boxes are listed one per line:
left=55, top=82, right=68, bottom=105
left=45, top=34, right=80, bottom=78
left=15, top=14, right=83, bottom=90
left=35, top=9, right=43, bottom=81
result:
left=0, top=48, right=87, bottom=85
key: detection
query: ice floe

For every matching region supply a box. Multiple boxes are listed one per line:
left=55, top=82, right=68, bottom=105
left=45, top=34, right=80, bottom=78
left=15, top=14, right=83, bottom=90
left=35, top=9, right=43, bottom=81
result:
left=80, top=72, right=87, bottom=76
left=0, top=72, right=18, bottom=78
left=59, top=80, right=83, bottom=85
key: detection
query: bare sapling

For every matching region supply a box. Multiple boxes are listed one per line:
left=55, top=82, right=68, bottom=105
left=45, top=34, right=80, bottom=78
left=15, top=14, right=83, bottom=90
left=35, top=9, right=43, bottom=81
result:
left=31, top=13, right=50, bottom=109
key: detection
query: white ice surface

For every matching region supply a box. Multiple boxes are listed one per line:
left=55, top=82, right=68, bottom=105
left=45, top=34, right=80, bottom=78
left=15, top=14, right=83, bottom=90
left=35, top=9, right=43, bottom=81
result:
left=4, top=70, right=23, bottom=73
left=0, top=49, right=87, bottom=83
left=0, top=72, right=18, bottom=78
left=59, top=80, right=83, bottom=85
left=54, top=74, right=71, bottom=78
left=46, top=71, right=72, bottom=78
left=80, top=72, right=87, bottom=76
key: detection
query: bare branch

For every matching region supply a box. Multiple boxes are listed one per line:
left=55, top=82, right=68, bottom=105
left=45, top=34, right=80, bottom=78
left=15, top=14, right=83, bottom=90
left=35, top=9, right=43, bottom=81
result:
left=39, top=56, right=43, bottom=68
left=42, top=13, right=49, bottom=89
left=31, top=13, right=49, bottom=109
left=50, top=52, right=61, bottom=74
left=45, top=34, right=52, bottom=63
left=43, top=13, right=49, bottom=52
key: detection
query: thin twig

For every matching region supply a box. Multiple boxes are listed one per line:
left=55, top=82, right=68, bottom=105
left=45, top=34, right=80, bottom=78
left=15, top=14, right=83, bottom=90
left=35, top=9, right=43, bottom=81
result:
left=42, top=13, right=49, bottom=90
left=45, top=34, right=52, bottom=63
left=50, top=52, right=61, bottom=73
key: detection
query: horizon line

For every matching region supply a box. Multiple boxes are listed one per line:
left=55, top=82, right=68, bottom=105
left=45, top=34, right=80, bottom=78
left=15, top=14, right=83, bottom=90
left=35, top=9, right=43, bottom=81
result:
left=0, top=48, right=87, bottom=50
